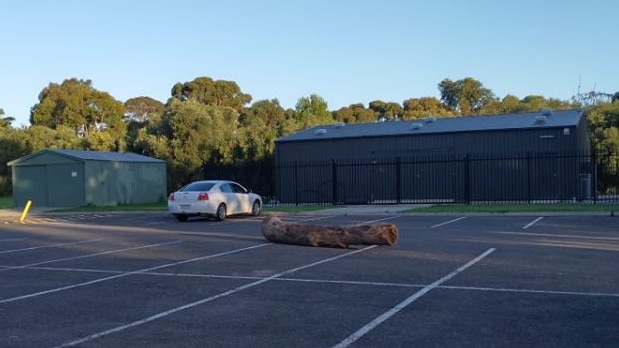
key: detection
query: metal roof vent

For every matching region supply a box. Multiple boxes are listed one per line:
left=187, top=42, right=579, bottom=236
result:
left=409, top=122, right=424, bottom=130
left=541, top=108, right=553, bottom=116
left=534, top=115, right=547, bottom=124
left=332, top=122, right=346, bottom=128
left=424, top=116, right=437, bottom=123
left=314, top=128, right=327, bottom=135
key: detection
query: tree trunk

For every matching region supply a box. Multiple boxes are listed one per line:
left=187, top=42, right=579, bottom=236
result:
left=261, top=215, right=398, bottom=248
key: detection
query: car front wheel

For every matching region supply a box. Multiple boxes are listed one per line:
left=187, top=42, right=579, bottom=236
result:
left=216, top=204, right=227, bottom=221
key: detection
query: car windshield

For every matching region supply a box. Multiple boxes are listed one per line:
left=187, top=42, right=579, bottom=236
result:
left=180, top=182, right=215, bottom=192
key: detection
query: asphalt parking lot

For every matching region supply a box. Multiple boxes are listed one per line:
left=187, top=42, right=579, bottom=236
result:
left=0, top=210, right=618, bottom=347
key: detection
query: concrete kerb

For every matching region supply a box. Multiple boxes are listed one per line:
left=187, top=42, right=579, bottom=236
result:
left=0, top=204, right=616, bottom=220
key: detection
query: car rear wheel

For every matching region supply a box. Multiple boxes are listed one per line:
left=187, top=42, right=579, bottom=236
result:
left=251, top=201, right=261, bottom=216
left=216, top=204, right=227, bottom=221
left=175, top=214, right=188, bottom=222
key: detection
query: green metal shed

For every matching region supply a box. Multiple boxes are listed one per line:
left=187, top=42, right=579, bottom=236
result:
left=8, top=149, right=167, bottom=208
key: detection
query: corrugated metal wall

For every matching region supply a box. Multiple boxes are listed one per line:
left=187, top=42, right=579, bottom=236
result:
left=85, top=161, right=166, bottom=206
left=274, top=125, right=590, bottom=204
left=11, top=155, right=85, bottom=207
left=11, top=152, right=167, bottom=208
left=276, top=126, right=581, bottom=162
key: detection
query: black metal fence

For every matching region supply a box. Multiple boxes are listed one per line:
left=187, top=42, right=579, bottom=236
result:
left=205, top=152, right=619, bottom=205
left=204, top=158, right=276, bottom=199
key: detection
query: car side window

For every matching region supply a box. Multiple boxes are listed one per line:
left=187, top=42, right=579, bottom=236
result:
left=231, top=183, right=247, bottom=194
left=220, top=183, right=233, bottom=193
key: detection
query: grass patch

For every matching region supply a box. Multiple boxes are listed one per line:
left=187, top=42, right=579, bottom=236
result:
left=0, top=196, right=12, bottom=209
left=44, top=202, right=331, bottom=213
left=48, top=202, right=168, bottom=213
left=408, top=203, right=618, bottom=213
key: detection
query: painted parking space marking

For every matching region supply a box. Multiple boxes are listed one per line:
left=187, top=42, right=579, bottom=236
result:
left=359, top=216, right=399, bottom=224
left=523, top=217, right=544, bottom=229
left=18, top=264, right=619, bottom=299
left=440, top=284, right=619, bottom=298
left=0, top=239, right=101, bottom=254
left=0, top=243, right=271, bottom=305
left=333, top=248, right=496, bottom=348
left=431, top=216, right=467, bottom=228
left=54, top=245, right=378, bottom=348
left=0, top=240, right=183, bottom=272
left=496, top=231, right=619, bottom=241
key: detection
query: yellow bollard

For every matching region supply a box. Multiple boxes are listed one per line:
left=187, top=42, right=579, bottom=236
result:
left=19, top=200, right=32, bottom=223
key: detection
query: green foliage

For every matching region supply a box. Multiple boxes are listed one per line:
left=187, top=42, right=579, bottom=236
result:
left=124, top=96, right=164, bottom=121
left=0, top=196, right=12, bottom=209
left=402, top=97, right=455, bottom=119
left=30, top=78, right=127, bottom=150
left=295, top=94, right=333, bottom=128
left=171, top=77, right=252, bottom=112
left=24, top=125, right=83, bottom=151
left=1, top=74, right=608, bottom=198
left=0, top=108, right=16, bottom=128
left=586, top=102, right=619, bottom=156
left=239, top=99, right=288, bottom=160
left=333, top=103, right=377, bottom=123
left=0, top=127, right=29, bottom=194
left=438, top=77, right=497, bottom=115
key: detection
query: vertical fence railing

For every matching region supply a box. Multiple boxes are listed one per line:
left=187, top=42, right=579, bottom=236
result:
left=204, top=152, right=619, bottom=205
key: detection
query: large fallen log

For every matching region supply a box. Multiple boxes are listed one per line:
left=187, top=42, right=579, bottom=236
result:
left=261, top=215, right=398, bottom=248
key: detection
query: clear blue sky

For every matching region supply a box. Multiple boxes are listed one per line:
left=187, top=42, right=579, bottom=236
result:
left=1, top=0, right=616, bottom=127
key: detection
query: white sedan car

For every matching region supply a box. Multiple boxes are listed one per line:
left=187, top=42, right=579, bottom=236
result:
left=168, top=180, right=262, bottom=222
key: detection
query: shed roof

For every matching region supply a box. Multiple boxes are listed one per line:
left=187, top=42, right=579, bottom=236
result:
left=8, top=149, right=165, bottom=166
left=276, top=109, right=584, bottom=143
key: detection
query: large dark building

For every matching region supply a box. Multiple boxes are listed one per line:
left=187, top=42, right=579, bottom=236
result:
left=274, top=109, right=592, bottom=204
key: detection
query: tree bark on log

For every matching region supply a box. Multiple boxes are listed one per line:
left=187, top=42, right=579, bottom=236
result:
left=261, top=215, right=398, bottom=248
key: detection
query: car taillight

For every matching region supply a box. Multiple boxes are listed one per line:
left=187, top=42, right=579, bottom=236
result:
left=168, top=193, right=174, bottom=201
left=198, top=193, right=209, bottom=201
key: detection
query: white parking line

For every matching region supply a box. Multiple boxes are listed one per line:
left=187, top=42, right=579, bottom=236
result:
left=496, top=231, right=619, bottom=241
left=333, top=248, right=496, bottom=348
left=54, top=245, right=378, bottom=348
left=0, top=243, right=271, bottom=305
left=20, top=265, right=619, bottom=299
left=0, top=239, right=101, bottom=254
left=360, top=216, right=399, bottom=224
left=0, top=240, right=183, bottom=272
left=523, top=217, right=544, bottom=229
left=431, top=216, right=467, bottom=228
left=439, top=284, right=619, bottom=298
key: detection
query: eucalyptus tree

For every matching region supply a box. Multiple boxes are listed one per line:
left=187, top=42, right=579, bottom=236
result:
left=586, top=102, right=619, bottom=156
left=30, top=78, right=126, bottom=150
left=294, top=94, right=333, bottom=128
left=124, top=96, right=165, bottom=152
left=333, top=103, right=377, bottom=123
left=154, top=99, right=241, bottom=188
left=24, top=125, right=82, bottom=151
left=0, top=108, right=15, bottom=128
left=124, top=96, right=165, bottom=122
left=239, top=99, right=288, bottom=160
left=438, top=77, right=496, bottom=115
left=402, top=97, right=454, bottom=119
left=170, top=77, right=252, bottom=112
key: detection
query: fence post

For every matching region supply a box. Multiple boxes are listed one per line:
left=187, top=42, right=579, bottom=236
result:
left=332, top=159, right=338, bottom=205
left=592, top=150, right=598, bottom=204
left=464, top=154, right=470, bottom=204
left=294, top=161, right=299, bottom=206
left=527, top=152, right=532, bottom=204
left=396, top=157, right=401, bottom=204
